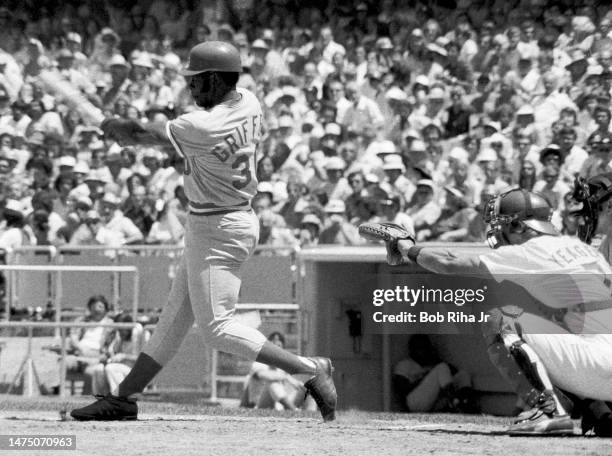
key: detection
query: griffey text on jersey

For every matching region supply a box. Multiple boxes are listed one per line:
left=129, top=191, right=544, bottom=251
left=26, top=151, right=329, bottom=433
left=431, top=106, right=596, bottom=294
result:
left=222, top=114, right=264, bottom=155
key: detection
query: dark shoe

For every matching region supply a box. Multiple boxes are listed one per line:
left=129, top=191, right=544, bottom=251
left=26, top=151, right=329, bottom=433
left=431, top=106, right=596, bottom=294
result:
left=70, top=395, right=138, bottom=421
left=304, top=357, right=337, bottom=422
left=582, top=409, right=612, bottom=437
left=507, top=408, right=573, bottom=435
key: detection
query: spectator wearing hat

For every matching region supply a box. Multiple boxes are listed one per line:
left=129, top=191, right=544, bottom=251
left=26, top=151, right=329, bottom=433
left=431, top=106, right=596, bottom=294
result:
left=0, top=199, right=31, bottom=250
left=69, top=209, right=122, bottom=247
left=421, top=186, right=477, bottom=242
left=99, top=192, right=143, bottom=245
left=68, top=161, right=91, bottom=199
left=384, top=88, right=412, bottom=143
left=409, top=87, right=447, bottom=134
left=380, top=154, right=415, bottom=205
left=100, top=147, right=132, bottom=198
left=319, top=199, right=361, bottom=245
left=250, top=38, right=288, bottom=82
left=580, top=132, right=612, bottom=179
left=101, top=54, right=132, bottom=108
left=297, top=214, right=322, bottom=248
left=406, top=179, right=441, bottom=239
left=314, top=156, right=351, bottom=202
left=81, top=169, right=110, bottom=207
left=376, top=195, right=415, bottom=234
left=141, top=148, right=172, bottom=199
left=54, top=48, right=98, bottom=101
left=88, top=28, right=121, bottom=77
left=65, top=32, right=87, bottom=70
left=538, top=143, right=567, bottom=176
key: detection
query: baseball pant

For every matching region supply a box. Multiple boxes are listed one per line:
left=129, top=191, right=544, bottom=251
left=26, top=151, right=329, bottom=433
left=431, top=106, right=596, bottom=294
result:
left=503, top=311, right=612, bottom=401
left=142, top=210, right=267, bottom=367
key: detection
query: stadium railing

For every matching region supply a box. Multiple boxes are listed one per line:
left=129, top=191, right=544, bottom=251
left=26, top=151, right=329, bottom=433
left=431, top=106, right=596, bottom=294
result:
left=0, top=320, right=145, bottom=397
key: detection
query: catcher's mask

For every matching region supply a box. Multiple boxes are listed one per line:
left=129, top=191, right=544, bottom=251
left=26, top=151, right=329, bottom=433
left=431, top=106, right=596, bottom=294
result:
left=570, top=174, right=612, bottom=244
left=483, top=189, right=559, bottom=249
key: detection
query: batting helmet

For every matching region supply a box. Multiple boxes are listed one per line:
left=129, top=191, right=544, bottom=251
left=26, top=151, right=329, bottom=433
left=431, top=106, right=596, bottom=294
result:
left=180, top=41, right=242, bottom=76
left=483, top=188, right=559, bottom=248
left=570, top=173, right=612, bottom=243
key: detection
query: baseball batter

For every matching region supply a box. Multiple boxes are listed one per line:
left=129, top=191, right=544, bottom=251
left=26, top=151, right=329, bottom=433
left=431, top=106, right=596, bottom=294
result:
left=367, top=188, right=612, bottom=435
left=71, top=42, right=336, bottom=422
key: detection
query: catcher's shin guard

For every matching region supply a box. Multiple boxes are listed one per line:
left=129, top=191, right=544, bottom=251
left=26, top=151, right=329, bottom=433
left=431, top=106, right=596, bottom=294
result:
left=507, top=336, right=566, bottom=414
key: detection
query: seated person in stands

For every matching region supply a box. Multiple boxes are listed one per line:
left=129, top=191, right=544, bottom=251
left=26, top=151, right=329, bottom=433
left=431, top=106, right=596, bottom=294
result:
left=91, top=312, right=149, bottom=395
left=64, top=295, right=114, bottom=393
left=393, top=335, right=475, bottom=413
left=240, top=332, right=315, bottom=411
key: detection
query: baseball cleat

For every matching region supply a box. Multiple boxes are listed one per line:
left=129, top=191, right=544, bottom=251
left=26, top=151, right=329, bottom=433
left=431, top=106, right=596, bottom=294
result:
left=70, top=395, right=138, bottom=421
left=581, top=410, right=612, bottom=437
left=507, top=408, right=574, bottom=435
left=304, top=357, right=337, bottom=422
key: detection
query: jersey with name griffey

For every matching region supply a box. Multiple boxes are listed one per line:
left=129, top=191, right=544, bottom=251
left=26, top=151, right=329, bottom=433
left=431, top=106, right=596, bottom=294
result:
left=166, top=87, right=263, bottom=214
left=479, top=235, right=612, bottom=334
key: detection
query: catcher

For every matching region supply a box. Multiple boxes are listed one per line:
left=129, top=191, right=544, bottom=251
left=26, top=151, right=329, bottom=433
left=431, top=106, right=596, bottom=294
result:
left=360, top=188, right=612, bottom=435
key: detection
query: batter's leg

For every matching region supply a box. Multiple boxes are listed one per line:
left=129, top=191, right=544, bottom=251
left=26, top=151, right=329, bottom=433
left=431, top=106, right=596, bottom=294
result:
left=186, top=211, right=337, bottom=420
left=70, top=256, right=195, bottom=420
left=117, top=255, right=195, bottom=397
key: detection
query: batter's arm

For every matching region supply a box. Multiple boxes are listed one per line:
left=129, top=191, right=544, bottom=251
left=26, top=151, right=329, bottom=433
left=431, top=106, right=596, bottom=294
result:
left=398, top=240, right=492, bottom=278
left=101, top=118, right=172, bottom=147
left=132, top=121, right=173, bottom=147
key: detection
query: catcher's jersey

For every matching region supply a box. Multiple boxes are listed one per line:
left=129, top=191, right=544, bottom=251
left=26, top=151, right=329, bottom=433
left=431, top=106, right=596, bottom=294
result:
left=166, top=88, right=263, bottom=214
left=480, top=235, right=612, bottom=333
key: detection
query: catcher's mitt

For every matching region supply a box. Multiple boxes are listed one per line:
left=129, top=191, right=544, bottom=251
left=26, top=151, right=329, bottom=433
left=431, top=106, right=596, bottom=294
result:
left=358, top=222, right=415, bottom=266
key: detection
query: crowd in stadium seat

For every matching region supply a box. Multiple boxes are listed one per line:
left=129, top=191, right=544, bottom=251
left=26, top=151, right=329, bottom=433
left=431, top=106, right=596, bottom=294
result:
left=0, top=0, right=611, bottom=250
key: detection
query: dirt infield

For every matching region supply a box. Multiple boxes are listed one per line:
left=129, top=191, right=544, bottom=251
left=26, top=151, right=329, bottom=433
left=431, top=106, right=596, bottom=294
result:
left=1, top=396, right=611, bottom=456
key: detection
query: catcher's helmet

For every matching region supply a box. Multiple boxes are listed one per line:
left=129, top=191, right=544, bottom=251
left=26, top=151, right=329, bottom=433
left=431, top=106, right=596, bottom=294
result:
left=570, top=173, right=612, bottom=244
left=483, top=188, right=559, bottom=249
left=180, top=41, right=242, bottom=76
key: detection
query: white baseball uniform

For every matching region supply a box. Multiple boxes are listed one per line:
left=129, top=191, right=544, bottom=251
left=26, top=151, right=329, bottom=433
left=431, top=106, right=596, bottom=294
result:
left=480, top=235, right=612, bottom=400
left=141, top=88, right=268, bottom=367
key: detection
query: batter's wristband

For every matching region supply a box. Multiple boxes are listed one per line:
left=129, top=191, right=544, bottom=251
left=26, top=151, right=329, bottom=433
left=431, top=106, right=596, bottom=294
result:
left=407, top=246, right=423, bottom=263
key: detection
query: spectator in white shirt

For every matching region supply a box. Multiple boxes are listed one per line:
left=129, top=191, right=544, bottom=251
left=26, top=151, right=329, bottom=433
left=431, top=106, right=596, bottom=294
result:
left=99, top=193, right=143, bottom=245
left=320, top=26, right=345, bottom=64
